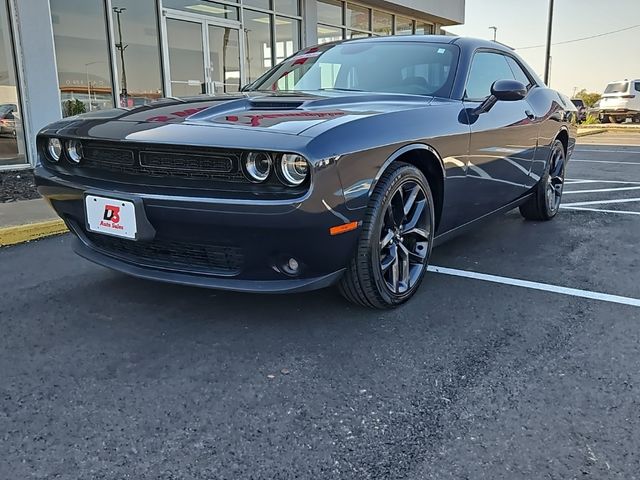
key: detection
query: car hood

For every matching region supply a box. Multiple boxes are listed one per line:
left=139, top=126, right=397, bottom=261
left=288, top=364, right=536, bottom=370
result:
left=72, top=92, right=434, bottom=137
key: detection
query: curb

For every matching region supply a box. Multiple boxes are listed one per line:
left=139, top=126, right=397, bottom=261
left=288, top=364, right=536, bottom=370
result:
left=0, top=219, right=68, bottom=247
left=577, top=129, right=606, bottom=137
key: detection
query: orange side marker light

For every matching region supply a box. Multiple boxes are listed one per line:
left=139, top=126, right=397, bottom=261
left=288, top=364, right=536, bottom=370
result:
left=329, top=221, right=359, bottom=236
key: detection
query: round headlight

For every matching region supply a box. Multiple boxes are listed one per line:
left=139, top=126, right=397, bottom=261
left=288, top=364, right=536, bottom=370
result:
left=67, top=139, right=83, bottom=164
left=244, top=152, right=272, bottom=183
left=280, top=154, right=309, bottom=186
left=47, top=138, right=62, bottom=162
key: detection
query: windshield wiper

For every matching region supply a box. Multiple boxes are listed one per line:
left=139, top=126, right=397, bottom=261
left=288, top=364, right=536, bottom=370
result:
left=318, top=87, right=366, bottom=92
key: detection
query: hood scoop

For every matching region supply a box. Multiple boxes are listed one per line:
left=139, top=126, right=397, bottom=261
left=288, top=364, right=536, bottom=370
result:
left=248, top=98, right=306, bottom=110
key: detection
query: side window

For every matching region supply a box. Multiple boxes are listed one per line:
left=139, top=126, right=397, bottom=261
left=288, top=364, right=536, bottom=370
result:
left=506, top=56, right=532, bottom=88
left=635, top=82, right=640, bottom=93
left=465, top=52, right=515, bottom=100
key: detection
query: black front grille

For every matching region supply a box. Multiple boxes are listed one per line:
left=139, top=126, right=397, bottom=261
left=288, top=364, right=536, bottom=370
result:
left=84, top=230, right=244, bottom=275
left=80, top=143, right=246, bottom=183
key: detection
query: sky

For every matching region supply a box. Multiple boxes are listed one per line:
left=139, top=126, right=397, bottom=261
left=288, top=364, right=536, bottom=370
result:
left=445, top=0, right=640, bottom=97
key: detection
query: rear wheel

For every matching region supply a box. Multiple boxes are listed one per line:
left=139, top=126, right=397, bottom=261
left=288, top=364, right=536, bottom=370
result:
left=339, top=163, right=435, bottom=309
left=519, top=139, right=566, bottom=221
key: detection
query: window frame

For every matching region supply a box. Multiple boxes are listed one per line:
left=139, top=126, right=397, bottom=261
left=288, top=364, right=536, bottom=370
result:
left=463, top=48, right=538, bottom=102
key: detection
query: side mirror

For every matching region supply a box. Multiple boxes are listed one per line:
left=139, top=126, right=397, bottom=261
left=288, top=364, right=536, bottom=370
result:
left=474, top=79, right=527, bottom=115
left=491, top=80, right=527, bottom=101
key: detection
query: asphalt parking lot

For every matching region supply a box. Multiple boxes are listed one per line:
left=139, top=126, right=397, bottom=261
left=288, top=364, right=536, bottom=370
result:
left=2, top=132, right=640, bottom=479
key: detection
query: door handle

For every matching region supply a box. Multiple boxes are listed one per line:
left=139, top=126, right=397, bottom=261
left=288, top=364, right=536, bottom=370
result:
left=525, top=110, right=535, bottom=120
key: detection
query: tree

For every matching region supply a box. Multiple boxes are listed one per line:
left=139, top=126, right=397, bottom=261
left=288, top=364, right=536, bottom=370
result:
left=575, top=89, right=602, bottom=108
left=62, top=99, right=87, bottom=117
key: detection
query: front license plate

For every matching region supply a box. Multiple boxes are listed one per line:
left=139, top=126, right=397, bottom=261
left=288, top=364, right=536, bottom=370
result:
left=85, top=195, right=137, bottom=240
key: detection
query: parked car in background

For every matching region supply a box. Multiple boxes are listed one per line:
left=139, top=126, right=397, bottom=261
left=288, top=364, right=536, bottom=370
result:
left=35, top=36, right=577, bottom=308
left=599, top=79, right=640, bottom=123
left=588, top=99, right=602, bottom=120
left=570, top=98, right=587, bottom=123
left=0, top=103, right=17, bottom=136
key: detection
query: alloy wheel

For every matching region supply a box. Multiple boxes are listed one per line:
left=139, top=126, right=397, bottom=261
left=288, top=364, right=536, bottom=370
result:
left=378, top=180, right=431, bottom=295
left=546, top=145, right=565, bottom=215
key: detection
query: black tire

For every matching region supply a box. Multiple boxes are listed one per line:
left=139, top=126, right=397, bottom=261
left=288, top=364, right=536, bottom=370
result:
left=519, top=139, right=566, bottom=221
left=339, top=162, right=435, bottom=309
left=610, top=115, right=623, bottom=124
left=600, top=114, right=609, bottom=124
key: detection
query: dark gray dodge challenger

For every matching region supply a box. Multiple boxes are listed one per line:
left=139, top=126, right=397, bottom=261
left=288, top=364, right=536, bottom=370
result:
left=35, top=36, right=577, bottom=308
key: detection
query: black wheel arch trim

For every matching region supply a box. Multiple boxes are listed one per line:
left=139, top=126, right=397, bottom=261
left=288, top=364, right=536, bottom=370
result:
left=370, top=143, right=446, bottom=199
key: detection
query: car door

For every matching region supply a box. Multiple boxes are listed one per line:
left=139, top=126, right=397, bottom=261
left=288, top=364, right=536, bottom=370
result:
left=462, top=50, right=539, bottom=218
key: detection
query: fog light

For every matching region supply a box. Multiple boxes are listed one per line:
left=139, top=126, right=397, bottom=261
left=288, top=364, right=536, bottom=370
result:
left=288, top=258, right=299, bottom=271
left=67, top=139, right=83, bottom=164
left=47, top=138, right=62, bottom=162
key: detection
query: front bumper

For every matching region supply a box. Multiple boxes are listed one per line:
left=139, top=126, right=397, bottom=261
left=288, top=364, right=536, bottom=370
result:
left=35, top=167, right=361, bottom=293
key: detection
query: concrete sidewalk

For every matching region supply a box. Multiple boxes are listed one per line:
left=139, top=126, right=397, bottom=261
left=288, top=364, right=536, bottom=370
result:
left=0, top=198, right=66, bottom=246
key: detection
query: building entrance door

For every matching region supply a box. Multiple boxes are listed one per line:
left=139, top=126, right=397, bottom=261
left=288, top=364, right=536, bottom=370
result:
left=163, top=11, right=243, bottom=97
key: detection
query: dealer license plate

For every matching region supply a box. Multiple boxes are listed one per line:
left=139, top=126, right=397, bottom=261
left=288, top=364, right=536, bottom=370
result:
left=85, top=195, right=137, bottom=240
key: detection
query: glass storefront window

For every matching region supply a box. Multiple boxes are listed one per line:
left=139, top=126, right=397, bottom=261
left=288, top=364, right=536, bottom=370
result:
left=244, top=10, right=272, bottom=82
left=111, top=1, right=163, bottom=107
left=273, top=16, right=299, bottom=89
left=317, top=0, right=342, bottom=26
left=273, top=0, right=299, bottom=16
left=396, top=16, right=414, bottom=35
left=51, top=0, right=115, bottom=116
left=244, top=0, right=270, bottom=9
left=163, top=0, right=239, bottom=20
left=346, top=30, right=369, bottom=39
left=346, top=4, right=369, bottom=31
left=372, top=10, right=392, bottom=36
left=317, top=24, right=343, bottom=44
left=415, top=22, right=434, bottom=35
left=209, top=25, right=241, bottom=93
left=166, top=18, right=205, bottom=97
left=0, top=0, right=26, bottom=166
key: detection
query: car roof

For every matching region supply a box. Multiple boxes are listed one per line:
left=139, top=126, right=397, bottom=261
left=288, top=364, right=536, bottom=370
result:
left=338, top=35, right=514, bottom=53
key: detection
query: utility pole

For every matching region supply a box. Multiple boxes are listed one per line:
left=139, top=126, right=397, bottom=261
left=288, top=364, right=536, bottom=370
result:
left=489, top=26, right=497, bottom=42
left=113, top=7, right=129, bottom=105
left=544, top=0, right=554, bottom=86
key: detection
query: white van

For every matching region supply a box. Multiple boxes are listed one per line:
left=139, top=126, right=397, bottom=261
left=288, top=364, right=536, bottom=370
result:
left=599, top=79, right=640, bottom=123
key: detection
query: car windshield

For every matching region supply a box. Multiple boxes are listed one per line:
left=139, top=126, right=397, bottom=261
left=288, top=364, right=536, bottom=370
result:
left=571, top=99, right=584, bottom=107
left=604, top=82, right=629, bottom=94
left=247, top=42, right=459, bottom=98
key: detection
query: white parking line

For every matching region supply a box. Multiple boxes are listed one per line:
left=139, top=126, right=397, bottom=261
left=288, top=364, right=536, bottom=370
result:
left=575, top=148, right=640, bottom=153
left=564, top=186, right=640, bottom=195
left=561, top=206, right=640, bottom=216
left=571, top=159, right=640, bottom=165
left=428, top=265, right=640, bottom=308
left=562, top=197, right=640, bottom=207
left=566, top=179, right=640, bottom=185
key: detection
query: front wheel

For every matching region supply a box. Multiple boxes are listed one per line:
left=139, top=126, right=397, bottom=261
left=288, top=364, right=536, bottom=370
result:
left=339, top=163, right=435, bottom=309
left=519, top=139, right=566, bottom=221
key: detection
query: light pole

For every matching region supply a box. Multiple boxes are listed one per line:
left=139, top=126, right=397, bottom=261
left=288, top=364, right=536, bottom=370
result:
left=84, top=61, right=103, bottom=111
left=113, top=7, right=129, bottom=105
left=544, top=0, right=555, bottom=86
left=489, top=26, right=497, bottom=42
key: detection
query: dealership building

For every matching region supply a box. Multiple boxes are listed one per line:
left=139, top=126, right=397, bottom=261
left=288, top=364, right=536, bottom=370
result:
left=0, top=0, right=464, bottom=170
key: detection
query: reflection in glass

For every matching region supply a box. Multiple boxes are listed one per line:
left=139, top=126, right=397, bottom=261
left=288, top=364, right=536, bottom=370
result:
left=273, top=0, right=299, bottom=16
left=415, top=22, right=433, bottom=35
left=166, top=18, right=205, bottom=96
left=396, top=16, right=413, bottom=35
left=317, top=0, right=342, bottom=25
left=0, top=0, right=25, bottom=165
left=244, top=10, right=272, bottom=82
left=243, top=0, right=270, bottom=10
left=209, top=25, right=241, bottom=93
left=163, top=0, right=239, bottom=20
left=273, top=17, right=299, bottom=90
left=111, top=0, right=163, bottom=107
left=317, top=24, right=343, bottom=44
left=51, top=0, right=115, bottom=116
left=346, top=4, right=369, bottom=31
left=346, top=30, right=369, bottom=39
left=372, top=11, right=392, bottom=36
